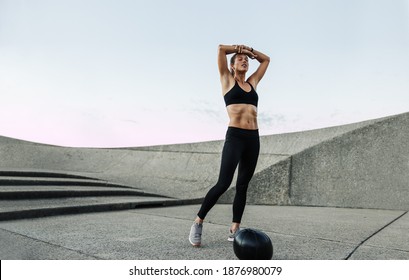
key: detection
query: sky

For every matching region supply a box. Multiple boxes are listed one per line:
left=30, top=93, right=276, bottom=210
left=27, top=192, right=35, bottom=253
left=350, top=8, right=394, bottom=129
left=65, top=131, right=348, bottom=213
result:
left=1, top=0, right=408, bottom=147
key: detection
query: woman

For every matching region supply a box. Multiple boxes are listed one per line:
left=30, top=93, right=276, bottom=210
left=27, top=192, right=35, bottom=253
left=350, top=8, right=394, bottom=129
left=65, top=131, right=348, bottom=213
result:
left=189, top=44, right=270, bottom=246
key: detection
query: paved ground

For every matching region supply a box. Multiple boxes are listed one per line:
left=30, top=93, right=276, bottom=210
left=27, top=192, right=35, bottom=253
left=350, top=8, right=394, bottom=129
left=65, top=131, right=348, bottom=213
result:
left=1, top=204, right=408, bottom=260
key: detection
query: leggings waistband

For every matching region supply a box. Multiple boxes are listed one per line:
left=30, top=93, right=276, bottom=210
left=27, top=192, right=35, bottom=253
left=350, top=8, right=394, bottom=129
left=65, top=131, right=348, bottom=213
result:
left=227, top=126, right=259, bottom=138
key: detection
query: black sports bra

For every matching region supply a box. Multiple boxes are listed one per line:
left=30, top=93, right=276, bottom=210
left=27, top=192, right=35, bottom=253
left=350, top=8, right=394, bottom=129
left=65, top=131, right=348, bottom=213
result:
left=223, top=81, right=258, bottom=107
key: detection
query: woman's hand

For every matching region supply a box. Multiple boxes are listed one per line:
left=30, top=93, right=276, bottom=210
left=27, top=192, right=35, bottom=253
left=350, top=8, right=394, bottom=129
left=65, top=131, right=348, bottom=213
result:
left=234, top=45, right=257, bottom=59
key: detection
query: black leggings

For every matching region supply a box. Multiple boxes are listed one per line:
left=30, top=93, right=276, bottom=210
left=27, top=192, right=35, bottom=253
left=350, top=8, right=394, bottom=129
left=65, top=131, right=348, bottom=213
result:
left=197, top=127, right=260, bottom=223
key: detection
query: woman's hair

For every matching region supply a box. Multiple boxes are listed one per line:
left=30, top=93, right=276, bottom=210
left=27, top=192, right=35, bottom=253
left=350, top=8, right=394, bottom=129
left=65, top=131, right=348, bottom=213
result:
left=230, top=53, right=238, bottom=76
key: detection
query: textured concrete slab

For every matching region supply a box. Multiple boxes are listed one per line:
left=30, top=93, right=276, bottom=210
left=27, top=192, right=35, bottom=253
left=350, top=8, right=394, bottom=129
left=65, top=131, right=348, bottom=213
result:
left=0, top=185, right=152, bottom=199
left=364, top=212, right=409, bottom=251
left=349, top=212, right=409, bottom=259
left=0, top=176, right=136, bottom=189
left=0, top=196, right=174, bottom=212
left=131, top=115, right=387, bottom=155
left=349, top=246, right=409, bottom=260
left=137, top=205, right=405, bottom=246
left=1, top=113, right=409, bottom=260
left=290, top=113, right=409, bottom=210
left=2, top=112, right=409, bottom=209
left=0, top=208, right=237, bottom=260
left=0, top=205, right=407, bottom=260
left=0, top=196, right=178, bottom=221
left=0, top=185, right=141, bottom=192
left=0, top=170, right=100, bottom=180
left=0, top=228, right=98, bottom=260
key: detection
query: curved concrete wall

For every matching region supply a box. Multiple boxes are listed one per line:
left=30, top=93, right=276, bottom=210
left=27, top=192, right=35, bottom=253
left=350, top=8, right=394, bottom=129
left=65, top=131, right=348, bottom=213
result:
left=290, top=113, right=409, bottom=210
left=1, top=112, right=408, bottom=210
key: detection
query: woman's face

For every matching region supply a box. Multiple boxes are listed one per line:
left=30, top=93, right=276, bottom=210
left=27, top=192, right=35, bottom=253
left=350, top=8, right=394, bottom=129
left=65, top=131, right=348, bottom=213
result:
left=231, top=54, right=249, bottom=73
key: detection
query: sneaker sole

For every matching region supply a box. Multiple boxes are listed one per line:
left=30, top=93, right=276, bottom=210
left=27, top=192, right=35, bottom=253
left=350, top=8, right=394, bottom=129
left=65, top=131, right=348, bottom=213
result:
left=189, top=240, right=201, bottom=247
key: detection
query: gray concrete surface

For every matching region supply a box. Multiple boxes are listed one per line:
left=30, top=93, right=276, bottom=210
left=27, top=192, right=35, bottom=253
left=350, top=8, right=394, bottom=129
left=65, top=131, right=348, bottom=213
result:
left=0, top=196, right=179, bottom=221
left=1, top=112, right=408, bottom=209
left=0, top=170, right=178, bottom=221
left=290, top=113, right=409, bottom=210
left=1, top=112, right=409, bottom=260
left=0, top=205, right=408, bottom=260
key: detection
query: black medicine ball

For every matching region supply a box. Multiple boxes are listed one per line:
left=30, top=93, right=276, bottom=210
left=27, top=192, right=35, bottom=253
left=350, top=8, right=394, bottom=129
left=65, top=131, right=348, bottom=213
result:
left=233, top=228, right=273, bottom=260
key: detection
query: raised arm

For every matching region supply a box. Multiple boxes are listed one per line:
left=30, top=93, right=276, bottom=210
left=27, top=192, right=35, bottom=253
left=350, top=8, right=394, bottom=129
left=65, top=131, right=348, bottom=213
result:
left=217, top=45, right=236, bottom=83
left=247, top=48, right=270, bottom=89
left=218, top=44, right=257, bottom=91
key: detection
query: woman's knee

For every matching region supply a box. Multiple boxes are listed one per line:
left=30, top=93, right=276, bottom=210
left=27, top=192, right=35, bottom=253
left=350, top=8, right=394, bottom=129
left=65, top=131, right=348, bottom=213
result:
left=209, top=182, right=230, bottom=197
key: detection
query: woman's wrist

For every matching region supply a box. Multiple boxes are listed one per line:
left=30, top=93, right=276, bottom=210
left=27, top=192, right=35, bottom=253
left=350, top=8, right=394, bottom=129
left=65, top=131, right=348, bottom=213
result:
left=233, top=45, right=241, bottom=53
left=219, top=44, right=241, bottom=55
left=234, top=45, right=253, bottom=54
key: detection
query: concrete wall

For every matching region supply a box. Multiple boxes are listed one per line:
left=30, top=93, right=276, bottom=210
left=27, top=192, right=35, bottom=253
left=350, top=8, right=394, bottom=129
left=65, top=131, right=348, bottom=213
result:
left=290, top=113, right=409, bottom=210
left=0, top=141, right=221, bottom=198
left=1, top=112, right=408, bottom=210
left=218, top=114, right=403, bottom=207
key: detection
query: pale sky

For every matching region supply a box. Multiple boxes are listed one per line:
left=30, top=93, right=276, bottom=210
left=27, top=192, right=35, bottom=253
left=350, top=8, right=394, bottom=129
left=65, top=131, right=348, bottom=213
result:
left=1, top=0, right=409, bottom=147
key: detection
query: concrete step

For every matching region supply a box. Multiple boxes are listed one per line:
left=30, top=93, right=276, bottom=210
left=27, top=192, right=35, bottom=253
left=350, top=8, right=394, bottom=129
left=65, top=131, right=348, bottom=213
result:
left=0, top=196, right=184, bottom=221
left=0, top=185, right=161, bottom=199
left=0, top=170, right=101, bottom=180
left=0, top=170, right=201, bottom=221
left=0, top=177, right=136, bottom=189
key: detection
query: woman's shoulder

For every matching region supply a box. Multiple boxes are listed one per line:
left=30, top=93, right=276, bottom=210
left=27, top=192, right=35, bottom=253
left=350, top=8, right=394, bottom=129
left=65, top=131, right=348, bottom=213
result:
left=246, top=78, right=257, bottom=91
left=222, top=75, right=237, bottom=95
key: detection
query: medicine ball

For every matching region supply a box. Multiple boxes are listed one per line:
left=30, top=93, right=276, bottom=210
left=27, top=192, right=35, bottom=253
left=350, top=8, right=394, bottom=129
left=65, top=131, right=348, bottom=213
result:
left=233, top=228, right=273, bottom=260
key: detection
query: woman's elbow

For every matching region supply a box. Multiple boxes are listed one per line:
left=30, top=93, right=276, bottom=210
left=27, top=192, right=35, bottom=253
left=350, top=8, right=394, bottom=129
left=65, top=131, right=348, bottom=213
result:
left=264, top=55, right=271, bottom=63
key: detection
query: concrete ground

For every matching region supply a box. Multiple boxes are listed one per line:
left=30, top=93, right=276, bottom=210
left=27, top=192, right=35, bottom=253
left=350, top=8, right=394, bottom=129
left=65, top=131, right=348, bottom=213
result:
left=1, top=204, right=408, bottom=260
left=1, top=113, right=409, bottom=261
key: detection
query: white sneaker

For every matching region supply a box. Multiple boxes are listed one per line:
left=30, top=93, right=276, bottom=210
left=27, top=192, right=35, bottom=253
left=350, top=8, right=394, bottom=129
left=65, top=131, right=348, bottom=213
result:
left=228, top=227, right=240, bottom=242
left=189, top=223, right=203, bottom=246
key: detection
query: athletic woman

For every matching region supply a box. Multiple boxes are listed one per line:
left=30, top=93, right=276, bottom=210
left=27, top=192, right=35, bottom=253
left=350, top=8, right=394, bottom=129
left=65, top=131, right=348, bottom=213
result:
left=189, top=44, right=270, bottom=246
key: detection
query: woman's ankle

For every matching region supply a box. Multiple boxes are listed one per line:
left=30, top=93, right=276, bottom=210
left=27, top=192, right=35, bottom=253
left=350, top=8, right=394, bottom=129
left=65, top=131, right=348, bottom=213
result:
left=230, top=222, right=240, bottom=232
